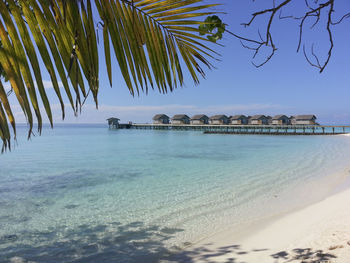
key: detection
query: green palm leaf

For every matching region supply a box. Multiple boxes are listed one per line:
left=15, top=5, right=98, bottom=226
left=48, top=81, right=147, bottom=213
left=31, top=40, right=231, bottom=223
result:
left=0, top=0, right=221, bottom=151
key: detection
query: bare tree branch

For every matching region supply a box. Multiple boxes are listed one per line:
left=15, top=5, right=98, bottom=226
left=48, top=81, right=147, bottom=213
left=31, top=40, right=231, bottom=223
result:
left=322, top=0, right=335, bottom=72
left=311, top=44, right=322, bottom=68
left=297, top=1, right=333, bottom=52
left=225, top=29, right=264, bottom=45
left=331, top=12, right=350, bottom=25
left=226, top=0, right=349, bottom=72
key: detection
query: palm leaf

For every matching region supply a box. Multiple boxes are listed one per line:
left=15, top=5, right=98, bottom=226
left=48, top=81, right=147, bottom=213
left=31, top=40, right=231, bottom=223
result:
left=0, top=0, right=221, bottom=151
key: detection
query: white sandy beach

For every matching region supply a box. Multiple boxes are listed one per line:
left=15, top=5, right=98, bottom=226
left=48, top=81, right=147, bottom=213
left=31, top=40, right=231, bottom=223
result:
left=170, top=185, right=350, bottom=263
left=164, top=134, right=350, bottom=263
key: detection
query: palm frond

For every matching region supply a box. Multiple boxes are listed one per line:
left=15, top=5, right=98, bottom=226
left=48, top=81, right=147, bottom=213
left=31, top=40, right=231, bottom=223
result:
left=0, top=0, right=221, bottom=151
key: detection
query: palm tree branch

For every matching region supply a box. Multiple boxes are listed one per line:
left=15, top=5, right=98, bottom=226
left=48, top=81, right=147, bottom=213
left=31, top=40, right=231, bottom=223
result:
left=0, top=0, right=221, bottom=151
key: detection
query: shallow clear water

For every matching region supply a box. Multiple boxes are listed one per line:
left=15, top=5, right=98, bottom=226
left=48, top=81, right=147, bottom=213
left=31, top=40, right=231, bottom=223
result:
left=1, top=125, right=350, bottom=262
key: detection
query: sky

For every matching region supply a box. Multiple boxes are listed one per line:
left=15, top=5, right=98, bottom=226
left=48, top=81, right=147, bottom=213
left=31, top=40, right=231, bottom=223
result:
left=4, top=0, right=350, bottom=125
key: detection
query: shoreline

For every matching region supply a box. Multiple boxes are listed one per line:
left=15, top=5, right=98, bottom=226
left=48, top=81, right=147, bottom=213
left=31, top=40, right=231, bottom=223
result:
left=165, top=161, right=350, bottom=262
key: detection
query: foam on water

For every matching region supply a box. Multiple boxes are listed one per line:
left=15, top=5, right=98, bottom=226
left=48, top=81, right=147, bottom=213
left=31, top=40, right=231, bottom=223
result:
left=1, top=125, right=350, bottom=262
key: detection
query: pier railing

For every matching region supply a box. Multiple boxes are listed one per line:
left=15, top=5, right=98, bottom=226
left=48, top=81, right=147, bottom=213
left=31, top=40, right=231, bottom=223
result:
left=112, top=123, right=350, bottom=135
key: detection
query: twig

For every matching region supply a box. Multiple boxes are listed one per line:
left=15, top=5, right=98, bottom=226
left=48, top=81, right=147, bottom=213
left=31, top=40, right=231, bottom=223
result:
left=227, top=0, right=349, bottom=71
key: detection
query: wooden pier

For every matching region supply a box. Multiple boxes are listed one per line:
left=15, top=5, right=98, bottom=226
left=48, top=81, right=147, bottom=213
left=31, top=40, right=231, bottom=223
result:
left=111, top=123, right=350, bottom=136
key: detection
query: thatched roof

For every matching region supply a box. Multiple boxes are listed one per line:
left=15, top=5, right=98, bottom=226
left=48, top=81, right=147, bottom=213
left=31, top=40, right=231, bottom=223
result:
left=153, top=114, right=169, bottom=121
left=210, top=115, right=228, bottom=120
left=295, top=115, right=317, bottom=120
left=250, top=115, right=267, bottom=120
left=172, top=114, right=190, bottom=120
left=230, top=115, right=247, bottom=120
left=191, top=114, right=209, bottom=120
left=272, top=115, right=289, bottom=120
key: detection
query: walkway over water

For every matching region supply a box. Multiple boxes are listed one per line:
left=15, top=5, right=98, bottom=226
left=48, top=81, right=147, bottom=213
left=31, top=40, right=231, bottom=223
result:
left=112, top=124, right=350, bottom=135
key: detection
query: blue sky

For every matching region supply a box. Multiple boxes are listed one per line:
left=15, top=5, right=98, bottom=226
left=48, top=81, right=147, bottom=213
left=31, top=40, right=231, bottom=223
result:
left=5, top=0, right=350, bottom=125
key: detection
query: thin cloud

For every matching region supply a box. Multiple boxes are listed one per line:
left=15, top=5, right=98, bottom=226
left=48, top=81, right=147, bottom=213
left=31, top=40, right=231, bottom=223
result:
left=41, top=80, right=63, bottom=89
left=2, top=80, right=61, bottom=92
left=3, top=82, right=11, bottom=93
left=10, top=103, right=281, bottom=124
left=9, top=103, right=350, bottom=125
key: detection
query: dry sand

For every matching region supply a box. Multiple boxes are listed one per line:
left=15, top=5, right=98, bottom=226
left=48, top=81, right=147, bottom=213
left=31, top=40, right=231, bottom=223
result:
left=168, top=187, right=350, bottom=263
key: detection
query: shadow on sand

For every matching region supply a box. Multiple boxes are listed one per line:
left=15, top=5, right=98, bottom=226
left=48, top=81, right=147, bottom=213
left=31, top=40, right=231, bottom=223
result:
left=165, top=244, right=337, bottom=263
left=0, top=221, right=338, bottom=263
left=0, top=221, right=184, bottom=263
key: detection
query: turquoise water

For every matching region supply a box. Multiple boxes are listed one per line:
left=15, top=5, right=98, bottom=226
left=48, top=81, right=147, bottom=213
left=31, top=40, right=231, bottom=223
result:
left=1, top=125, right=350, bottom=262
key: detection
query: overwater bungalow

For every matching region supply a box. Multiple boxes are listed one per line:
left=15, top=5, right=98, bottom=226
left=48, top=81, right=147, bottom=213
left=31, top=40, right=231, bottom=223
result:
left=153, top=114, right=170, bottom=124
left=209, top=115, right=229, bottom=125
left=190, top=114, right=209, bottom=125
left=272, top=115, right=291, bottom=125
left=250, top=115, right=269, bottom=125
left=230, top=115, right=248, bottom=125
left=247, top=116, right=252, bottom=124
left=290, top=116, right=296, bottom=124
left=292, top=115, right=317, bottom=125
left=171, top=114, right=190, bottom=125
left=107, top=117, right=120, bottom=128
left=266, top=116, right=273, bottom=125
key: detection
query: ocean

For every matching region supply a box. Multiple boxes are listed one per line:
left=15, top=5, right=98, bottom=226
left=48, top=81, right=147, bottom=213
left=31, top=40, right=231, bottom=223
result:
left=1, top=124, right=350, bottom=262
